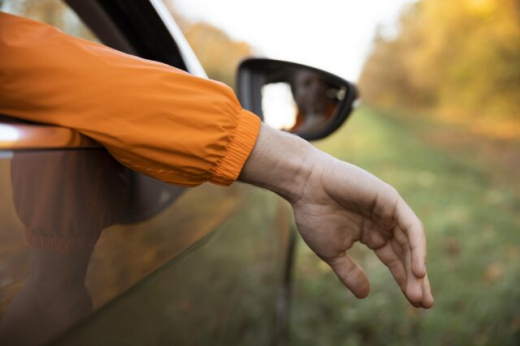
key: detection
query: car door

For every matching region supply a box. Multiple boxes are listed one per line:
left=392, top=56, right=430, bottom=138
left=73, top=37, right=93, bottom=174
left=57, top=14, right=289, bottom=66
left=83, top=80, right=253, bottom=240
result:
left=0, top=1, right=294, bottom=345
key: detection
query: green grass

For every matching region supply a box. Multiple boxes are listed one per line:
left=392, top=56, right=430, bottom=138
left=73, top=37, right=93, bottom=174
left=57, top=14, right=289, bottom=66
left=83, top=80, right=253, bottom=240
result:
left=289, top=107, right=520, bottom=346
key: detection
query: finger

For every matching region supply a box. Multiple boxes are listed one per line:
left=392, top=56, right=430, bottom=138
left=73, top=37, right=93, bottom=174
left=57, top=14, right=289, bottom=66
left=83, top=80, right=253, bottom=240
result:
left=401, top=230, right=424, bottom=305
left=375, top=242, right=407, bottom=291
left=396, top=200, right=427, bottom=278
left=372, top=184, right=400, bottom=231
left=326, top=254, right=370, bottom=299
left=393, top=225, right=409, bottom=250
left=421, top=274, right=434, bottom=309
left=390, top=237, right=405, bottom=261
left=394, top=227, right=422, bottom=306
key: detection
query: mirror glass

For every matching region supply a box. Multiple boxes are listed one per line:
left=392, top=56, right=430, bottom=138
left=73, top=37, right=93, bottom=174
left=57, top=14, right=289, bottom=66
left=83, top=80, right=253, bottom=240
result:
left=261, top=69, right=346, bottom=137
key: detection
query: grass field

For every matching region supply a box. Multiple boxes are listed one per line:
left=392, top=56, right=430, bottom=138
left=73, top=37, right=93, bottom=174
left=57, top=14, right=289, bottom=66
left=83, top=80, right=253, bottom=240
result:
left=289, top=107, right=520, bottom=346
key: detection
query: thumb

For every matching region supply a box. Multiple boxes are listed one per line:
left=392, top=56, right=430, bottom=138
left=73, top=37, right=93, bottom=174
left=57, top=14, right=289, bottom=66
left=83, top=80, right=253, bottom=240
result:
left=325, top=254, right=370, bottom=299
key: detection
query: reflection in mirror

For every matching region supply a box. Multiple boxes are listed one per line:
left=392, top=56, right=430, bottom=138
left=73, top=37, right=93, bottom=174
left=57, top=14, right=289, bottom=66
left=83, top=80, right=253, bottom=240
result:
left=261, top=83, right=297, bottom=130
left=261, top=68, right=345, bottom=138
left=238, top=58, right=358, bottom=141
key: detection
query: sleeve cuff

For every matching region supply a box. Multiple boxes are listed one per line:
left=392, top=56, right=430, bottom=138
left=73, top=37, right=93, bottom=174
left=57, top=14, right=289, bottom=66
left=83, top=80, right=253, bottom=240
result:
left=210, top=109, right=261, bottom=186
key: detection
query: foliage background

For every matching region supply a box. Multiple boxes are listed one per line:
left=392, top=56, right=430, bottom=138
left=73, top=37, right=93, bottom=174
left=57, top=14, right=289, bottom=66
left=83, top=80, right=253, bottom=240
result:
left=359, top=0, right=520, bottom=139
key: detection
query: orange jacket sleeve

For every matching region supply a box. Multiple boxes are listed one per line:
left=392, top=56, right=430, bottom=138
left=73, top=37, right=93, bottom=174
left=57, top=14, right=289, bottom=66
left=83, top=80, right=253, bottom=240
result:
left=0, top=12, right=260, bottom=187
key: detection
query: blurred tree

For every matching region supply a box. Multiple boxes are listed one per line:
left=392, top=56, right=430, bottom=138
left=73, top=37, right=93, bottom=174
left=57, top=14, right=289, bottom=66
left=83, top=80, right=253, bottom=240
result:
left=165, top=1, right=254, bottom=90
left=183, top=22, right=252, bottom=89
left=359, top=0, right=520, bottom=122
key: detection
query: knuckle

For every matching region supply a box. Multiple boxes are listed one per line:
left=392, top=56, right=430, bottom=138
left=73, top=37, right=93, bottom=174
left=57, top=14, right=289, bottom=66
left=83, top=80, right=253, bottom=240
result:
left=385, top=184, right=400, bottom=201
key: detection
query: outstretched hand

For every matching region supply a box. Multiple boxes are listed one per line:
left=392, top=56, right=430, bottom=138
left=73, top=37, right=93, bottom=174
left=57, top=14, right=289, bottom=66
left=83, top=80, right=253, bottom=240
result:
left=292, top=157, right=433, bottom=307
left=240, top=123, right=434, bottom=308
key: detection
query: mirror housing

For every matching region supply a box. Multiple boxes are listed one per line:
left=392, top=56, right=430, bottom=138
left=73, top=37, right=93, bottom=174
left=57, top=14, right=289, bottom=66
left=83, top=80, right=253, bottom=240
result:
left=237, top=58, right=358, bottom=141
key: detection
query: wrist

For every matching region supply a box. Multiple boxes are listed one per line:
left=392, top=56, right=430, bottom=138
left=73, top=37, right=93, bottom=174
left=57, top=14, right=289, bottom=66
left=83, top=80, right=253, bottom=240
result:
left=238, top=123, right=316, bottom=204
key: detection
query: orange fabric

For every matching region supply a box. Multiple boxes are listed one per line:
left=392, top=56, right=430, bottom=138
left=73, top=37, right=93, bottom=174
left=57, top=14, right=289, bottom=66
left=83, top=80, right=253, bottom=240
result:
left=0, top=12, right=260, bottom=187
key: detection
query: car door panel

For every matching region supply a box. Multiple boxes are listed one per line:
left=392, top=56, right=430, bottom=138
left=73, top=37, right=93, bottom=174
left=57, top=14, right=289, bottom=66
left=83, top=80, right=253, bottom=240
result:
left=0, top=148, right=292, bottom=345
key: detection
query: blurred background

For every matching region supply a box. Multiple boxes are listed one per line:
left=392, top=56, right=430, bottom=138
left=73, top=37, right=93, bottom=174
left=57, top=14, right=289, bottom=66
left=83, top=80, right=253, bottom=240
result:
left=169, top=1, right=520, bottom=345
left=172, top=1, right=520, bottom=345
left=2, top=0, right=520, bottom=345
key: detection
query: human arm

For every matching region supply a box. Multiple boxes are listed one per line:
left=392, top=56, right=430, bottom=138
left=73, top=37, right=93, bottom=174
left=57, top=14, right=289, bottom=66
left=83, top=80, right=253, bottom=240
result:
left=239, top=123, right=434, bottom=308
left=0, top=11, right=259, bottom=187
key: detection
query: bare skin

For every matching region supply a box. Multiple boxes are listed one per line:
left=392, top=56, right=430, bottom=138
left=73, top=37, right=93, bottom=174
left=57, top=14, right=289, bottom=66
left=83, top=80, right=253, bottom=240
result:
left=239, top=123, right=434, bottom=308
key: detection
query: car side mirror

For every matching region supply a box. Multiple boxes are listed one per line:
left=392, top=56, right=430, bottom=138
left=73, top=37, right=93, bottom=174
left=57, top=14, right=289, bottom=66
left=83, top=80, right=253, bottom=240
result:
left=237, top=58, right=358, bottom=141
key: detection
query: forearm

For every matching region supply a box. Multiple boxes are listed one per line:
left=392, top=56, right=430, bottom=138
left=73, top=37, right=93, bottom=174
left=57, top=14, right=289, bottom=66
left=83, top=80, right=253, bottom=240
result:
left=238, top=123, right=318, bottom=203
